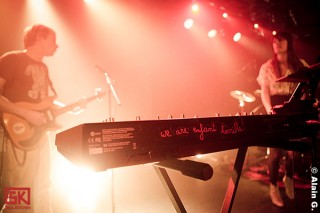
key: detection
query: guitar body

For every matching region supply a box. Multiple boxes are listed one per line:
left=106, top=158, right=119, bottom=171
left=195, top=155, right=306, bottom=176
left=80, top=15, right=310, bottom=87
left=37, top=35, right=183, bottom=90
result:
left=2, top=90, right=105, bottom=151
left=2, top=99, right=54, bottom=151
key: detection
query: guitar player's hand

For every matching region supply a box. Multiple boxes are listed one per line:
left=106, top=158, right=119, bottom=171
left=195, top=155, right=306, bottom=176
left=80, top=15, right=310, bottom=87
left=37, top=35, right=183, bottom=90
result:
left=23, top=110, right=48, bottom=126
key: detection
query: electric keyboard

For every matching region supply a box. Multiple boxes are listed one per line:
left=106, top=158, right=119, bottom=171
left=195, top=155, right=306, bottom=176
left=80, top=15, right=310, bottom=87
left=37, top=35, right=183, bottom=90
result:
left=55, top=109, right=318, bottom=171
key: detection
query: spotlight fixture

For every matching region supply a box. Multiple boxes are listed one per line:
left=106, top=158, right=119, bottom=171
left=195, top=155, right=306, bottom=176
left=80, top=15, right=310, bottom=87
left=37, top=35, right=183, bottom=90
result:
left=222, top=12, right=228, bottom=19
left=191, top=3, right=200, bottom=14
left=184, top=18, right=194, bottom=29
left=233, top=32, right=241, bottom=42
left=208, top=29, right=218, bottom=38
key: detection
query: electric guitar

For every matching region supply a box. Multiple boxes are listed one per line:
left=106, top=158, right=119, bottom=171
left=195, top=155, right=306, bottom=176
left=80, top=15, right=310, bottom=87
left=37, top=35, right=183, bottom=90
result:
left=2, top=89, right=105, bottom=151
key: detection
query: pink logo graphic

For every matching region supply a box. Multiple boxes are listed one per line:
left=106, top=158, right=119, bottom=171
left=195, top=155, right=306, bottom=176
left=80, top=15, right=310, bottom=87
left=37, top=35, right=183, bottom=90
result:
left=4, top=187, right=31, bottom=210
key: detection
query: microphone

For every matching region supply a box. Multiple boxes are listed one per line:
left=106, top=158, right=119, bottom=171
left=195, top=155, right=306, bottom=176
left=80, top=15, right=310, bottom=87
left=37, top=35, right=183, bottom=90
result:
left=95, top=65, right=112, bottom=84
left=95, top=65, right=121, bottom=106
left=95, top=65, right=106, bottom=73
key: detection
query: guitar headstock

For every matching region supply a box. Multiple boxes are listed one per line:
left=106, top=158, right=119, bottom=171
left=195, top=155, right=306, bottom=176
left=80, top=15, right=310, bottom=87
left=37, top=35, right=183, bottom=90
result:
left=70, top=88, right=106, bottom=114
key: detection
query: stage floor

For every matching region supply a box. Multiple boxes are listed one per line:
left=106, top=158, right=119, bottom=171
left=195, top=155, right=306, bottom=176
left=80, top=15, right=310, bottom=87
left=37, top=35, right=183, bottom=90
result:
left=51, top=148, right=314, bottom=213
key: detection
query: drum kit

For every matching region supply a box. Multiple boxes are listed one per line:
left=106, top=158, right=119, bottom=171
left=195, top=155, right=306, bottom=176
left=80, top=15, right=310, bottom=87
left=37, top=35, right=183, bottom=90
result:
left=230, top=90, right=256, bottom=112
left=230, top=89, right=262, bottom=113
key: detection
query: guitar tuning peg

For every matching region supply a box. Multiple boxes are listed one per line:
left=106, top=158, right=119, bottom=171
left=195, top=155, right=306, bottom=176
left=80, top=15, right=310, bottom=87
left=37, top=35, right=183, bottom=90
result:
left=168, top=115, right=173, bottom=119
left=243, top=112, right=248, bottom=116
left=108, top=117, right=115, bottom=122
left=180, top=114, right=185, bottom=118
left=250, top=111, right=254, bottom=115
left=235, top=112, right=241, bottom=116
left=156, top=115, right=160, bottom=120
left=136, top=116, right=141, bottom=121
left=215, top=113, right=220, bottom=117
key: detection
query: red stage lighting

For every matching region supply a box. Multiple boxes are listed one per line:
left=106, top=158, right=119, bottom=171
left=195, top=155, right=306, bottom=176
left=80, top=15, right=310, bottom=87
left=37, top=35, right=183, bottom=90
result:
left=233, top=32, right=241, bottom=42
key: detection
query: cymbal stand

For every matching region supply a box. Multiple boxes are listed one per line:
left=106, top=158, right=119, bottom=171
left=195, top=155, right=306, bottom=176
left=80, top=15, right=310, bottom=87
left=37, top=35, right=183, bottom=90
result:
left=238, top=99, right=245, bottom=114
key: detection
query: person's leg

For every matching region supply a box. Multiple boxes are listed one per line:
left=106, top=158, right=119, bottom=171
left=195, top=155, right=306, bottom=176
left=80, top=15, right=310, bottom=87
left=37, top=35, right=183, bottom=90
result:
left=34, top=133, right=52, bottom=213
left=284, top=151, right=294, bottom=178
left=2, top=139, right=37, bottom=213
left=268, top=148, right=284, bottom=207
left=283, top=151, right=295, bottom=199
left=0, top=127, right=7, bottom=211
left=0, top=151, right=6, bottom=212
left=268, top=148, right=282, bottom=185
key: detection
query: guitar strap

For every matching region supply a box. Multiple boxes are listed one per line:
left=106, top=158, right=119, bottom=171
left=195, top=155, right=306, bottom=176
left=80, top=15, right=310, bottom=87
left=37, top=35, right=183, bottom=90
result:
left=11, top=142, right=27, bottom=167
left=47, top=75, right=58, bottom=98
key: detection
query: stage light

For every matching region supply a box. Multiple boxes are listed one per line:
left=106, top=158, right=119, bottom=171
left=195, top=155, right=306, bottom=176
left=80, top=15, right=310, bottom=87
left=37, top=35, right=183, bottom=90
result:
left=184, top=18, right=194, bottom=29
left=233, top=32, right=241, bottom=42
left=222, top=12, right=228, bottom=19
left=272, top=30, right=277, bottom=35
left=196, top=154, right=204, bottom=159
left=53, top=155, right=112, bottom=213
left=208, top=29, right=217, bottom=38
left=254, top=23, right=259, bottom=29
left=191, top=4, right=200, bottom=14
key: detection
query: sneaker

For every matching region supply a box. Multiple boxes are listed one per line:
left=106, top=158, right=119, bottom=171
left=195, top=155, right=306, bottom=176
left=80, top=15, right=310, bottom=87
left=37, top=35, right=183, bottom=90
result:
left=269, top=184, right=284, bottom=207
left=283, top=176, right=295, bottom=199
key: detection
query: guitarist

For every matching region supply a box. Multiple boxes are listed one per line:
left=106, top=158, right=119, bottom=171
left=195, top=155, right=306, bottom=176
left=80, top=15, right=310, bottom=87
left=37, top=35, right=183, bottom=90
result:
left=0, top=24, right=58, bottom=213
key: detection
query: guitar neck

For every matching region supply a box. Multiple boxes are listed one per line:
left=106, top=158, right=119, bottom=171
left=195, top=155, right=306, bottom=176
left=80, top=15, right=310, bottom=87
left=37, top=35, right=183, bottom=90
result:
left=2, top=91, right=105, bottom=151
left=53, top=94, right=103, bottom=117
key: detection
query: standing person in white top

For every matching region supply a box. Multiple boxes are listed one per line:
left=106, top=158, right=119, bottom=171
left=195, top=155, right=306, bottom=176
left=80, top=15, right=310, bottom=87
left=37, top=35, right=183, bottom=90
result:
left=257, top=31, right=308, bottom=207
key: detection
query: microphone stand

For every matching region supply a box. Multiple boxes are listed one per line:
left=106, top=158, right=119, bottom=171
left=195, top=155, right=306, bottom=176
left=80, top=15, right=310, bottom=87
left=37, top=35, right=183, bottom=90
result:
left=104, top=72, right=121, bottom=121
left=96, top=66, right=121, bottom=213
left=96, top=65, right=121, bottom=121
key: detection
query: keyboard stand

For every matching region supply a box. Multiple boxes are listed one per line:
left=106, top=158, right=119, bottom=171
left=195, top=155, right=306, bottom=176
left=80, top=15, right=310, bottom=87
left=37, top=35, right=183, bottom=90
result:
left=153, top=147, right=248, bottom=213
left=154, top=166, right=187, bottom=213
left=220, top=147, right=248, bottom=213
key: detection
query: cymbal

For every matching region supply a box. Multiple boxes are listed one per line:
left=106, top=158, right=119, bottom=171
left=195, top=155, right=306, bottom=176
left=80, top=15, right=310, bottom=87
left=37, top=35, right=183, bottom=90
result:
left=276, top=62, right=320, bottom=82
left=230, top=90, right=256, bottom=102
left=254, top=89, right=261, bottom=97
